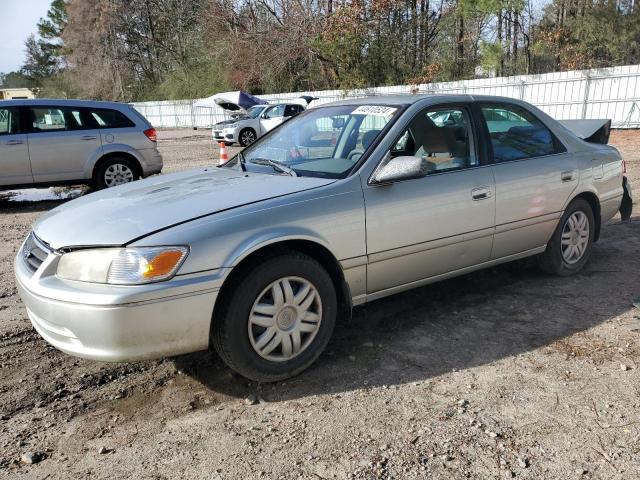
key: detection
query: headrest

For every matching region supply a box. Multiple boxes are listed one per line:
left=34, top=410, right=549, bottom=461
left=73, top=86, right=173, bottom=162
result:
left=362, top=130, right=380, bottom=150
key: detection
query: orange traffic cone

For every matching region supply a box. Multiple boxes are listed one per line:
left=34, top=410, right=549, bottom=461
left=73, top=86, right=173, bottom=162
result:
left=218, top=142, right=229, bottom=165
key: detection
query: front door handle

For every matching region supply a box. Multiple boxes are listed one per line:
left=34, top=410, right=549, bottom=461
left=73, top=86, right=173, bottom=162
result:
left=80, top=135, right=97, bottom=140
left=561, top=170, right=575, bottom=182
left=471, top=186, right=492, bottom=201
left=5, top=140, right=24, bottom=145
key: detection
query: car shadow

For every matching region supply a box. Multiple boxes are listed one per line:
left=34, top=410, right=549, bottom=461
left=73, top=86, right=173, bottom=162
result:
left=175, top=220, right=640, bottom=402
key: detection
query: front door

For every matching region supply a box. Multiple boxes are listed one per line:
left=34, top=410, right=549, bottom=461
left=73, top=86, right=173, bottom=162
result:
left=478, top=102, right=579, bottom=259
left=363, top=105, right=496, bottom=295
left=0, top=106, right=32, bottom=186
left=26, top=105, right=102, bottom=183
left=259, top=105, right=286, bottom=135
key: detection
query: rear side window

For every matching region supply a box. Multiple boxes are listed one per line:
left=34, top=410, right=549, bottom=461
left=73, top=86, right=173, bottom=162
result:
left=29, top=106, right=86, bottom=132
left=284, top=104, right=304, bottom=117
left=0, top=107, right=19, bottom=135
left=90, top=108, right=135, bottom=128
left=480, top=103, right=564, bottom=162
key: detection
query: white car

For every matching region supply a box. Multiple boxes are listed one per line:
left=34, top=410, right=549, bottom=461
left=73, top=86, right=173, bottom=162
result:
left=213, top=103, right=306, bottom=146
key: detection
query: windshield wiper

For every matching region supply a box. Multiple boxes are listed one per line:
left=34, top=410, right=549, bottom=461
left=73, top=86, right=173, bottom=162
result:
left=250, top=158, right=297, bottom=177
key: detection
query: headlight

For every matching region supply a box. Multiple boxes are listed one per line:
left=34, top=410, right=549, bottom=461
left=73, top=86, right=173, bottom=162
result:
left=56, top=246, right=188, bottom=285
left=224, top=123, right=237, bottom=129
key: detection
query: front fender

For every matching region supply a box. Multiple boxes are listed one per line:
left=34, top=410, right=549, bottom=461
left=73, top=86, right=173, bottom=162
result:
left=224, top=228, right=333, bottom=268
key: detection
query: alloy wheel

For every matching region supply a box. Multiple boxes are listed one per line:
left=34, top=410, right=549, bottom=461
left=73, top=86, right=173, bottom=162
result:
left=104, top=163, right=134, bottom=187
left=241, top=130, right=256, bottom=145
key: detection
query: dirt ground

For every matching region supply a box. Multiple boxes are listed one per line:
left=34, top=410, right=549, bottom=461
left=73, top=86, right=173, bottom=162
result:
left=0, top=129, right=639, bottom=480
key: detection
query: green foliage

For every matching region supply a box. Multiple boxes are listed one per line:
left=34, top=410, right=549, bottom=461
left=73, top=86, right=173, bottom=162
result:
left=11, top=0, right=640, bottom=101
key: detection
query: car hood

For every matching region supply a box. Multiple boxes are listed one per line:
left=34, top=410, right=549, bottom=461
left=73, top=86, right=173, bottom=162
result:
left=34, top=168, right=335, bottom=250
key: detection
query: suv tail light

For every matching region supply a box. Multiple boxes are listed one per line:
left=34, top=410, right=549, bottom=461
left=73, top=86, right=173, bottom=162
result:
left=143, top=128, right=157, bottom=142
left=623, top=159, right=627, bottom=174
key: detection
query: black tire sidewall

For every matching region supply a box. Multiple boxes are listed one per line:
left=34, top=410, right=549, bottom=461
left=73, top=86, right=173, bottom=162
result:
left=542, top=198, right=595, bottom=275
left=95, top=157, right=139, bottom=189
left=239, top=128, right=256, bottom=147
left=214, top=253, right=337, bottom=381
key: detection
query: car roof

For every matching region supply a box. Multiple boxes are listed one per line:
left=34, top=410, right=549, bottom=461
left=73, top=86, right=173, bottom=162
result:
left=321, top=94, right=530, bottom=108
left=0, top=98, right=129, bottom=108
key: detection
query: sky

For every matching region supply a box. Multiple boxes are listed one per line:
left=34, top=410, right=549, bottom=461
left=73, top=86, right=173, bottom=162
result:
left=0, top=0, right=53, bottom=73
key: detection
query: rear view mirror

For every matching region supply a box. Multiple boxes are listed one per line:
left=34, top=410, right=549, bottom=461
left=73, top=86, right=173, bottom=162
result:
left=372, top=155, right=432, bottom=184
left=332, top=117, right=345, bottom=129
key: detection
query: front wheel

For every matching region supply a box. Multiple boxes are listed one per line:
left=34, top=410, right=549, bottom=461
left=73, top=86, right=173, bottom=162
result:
left=212, top=251, right=337, bottom=382
left=538, top=198, right=595, bottom=276
left=239, top=128, right=257, bottom=147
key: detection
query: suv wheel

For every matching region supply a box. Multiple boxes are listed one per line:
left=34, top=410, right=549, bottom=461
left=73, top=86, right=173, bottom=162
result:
left=212, top=251, right=337, bottom=382
left=239, top=128, right=257, bottom=147
left=538, top=198, right=595, bottom=276
left=95, top=157, right=139, bottom=189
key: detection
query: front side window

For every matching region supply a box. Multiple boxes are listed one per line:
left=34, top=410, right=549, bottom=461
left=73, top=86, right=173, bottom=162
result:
left=227, top=104, right=399, bottom=178
left=390, top=106, right=477, bottom=174
left=264, top=105, right=285, bottom=119
left=90, top=108, right=135, bottom=128
left=30, top=106, right=85, bottom=132
left=480, top=103, right=562, bottom=162
left=0, top=107, right=19, bottom=135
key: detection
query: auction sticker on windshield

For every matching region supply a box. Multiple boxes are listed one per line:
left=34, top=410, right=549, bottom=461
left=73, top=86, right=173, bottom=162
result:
left=352, top=105, right=397, bottom=117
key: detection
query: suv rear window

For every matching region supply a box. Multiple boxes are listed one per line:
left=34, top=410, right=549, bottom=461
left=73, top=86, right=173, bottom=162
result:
left=90, top=109, right=135, bottom=128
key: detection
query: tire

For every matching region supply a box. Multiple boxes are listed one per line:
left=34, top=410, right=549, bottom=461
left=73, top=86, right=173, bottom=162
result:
left=95, top=157, right=139, bottom=189
left=212, top=251, right=337, bottom=382
left=537, top=198, right=595, bottom=276
left=239, top=128, right=257, bottom=147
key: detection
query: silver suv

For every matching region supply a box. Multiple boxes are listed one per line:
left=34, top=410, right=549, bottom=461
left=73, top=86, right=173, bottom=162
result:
left=0, top=99, right=163, bottom=189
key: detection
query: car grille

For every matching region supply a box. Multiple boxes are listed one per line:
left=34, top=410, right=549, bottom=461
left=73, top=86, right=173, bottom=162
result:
left=22, top=233, right=52, bottom=274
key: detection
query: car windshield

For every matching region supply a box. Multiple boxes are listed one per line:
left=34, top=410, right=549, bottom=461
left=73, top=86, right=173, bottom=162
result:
left=247, top=106, right=266, bottom=119
left=226, top=104, right=399, bottom=178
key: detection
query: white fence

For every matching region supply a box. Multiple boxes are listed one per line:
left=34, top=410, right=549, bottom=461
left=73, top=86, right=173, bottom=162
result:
left=133, top=64, right=640, bottom=129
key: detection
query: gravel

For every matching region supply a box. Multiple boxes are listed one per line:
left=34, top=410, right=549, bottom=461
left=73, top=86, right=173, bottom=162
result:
left=0, top=129, right=639, bottom=479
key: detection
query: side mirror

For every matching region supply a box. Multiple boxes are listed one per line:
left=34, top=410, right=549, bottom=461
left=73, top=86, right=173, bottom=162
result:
left=371, top=155, right=432, bottom=184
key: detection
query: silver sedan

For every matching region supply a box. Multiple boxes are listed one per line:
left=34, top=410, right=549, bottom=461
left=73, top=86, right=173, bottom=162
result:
left=15, top=95, right=633, bottom=381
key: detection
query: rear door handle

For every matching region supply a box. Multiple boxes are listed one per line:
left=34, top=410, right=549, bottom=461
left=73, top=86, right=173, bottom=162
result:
left=80, top=135, right=97, bottom=140
left=5, top=140, right=24, bottom=145
left=561, top=170, right=575, bottom=182
left=471, top=186, right=492, bottom=201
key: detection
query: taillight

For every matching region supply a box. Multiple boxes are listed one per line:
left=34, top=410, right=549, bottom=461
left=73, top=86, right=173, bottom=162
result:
left=622, top=159, right=627, bottom=174
left=143, top=128, right=157, bottom=142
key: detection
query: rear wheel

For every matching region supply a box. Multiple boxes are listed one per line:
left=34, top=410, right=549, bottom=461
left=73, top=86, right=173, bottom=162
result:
left=212, top=251, right=337, bottom=382
left=95, top=157, right=139, bottom=189
left=538, top=198, right=595, bottom=276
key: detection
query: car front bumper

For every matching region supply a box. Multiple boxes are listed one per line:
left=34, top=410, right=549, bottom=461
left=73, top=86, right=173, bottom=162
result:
left=15, top=237, right=224, bottom=362
left=213, top=129, right=237, bottom=143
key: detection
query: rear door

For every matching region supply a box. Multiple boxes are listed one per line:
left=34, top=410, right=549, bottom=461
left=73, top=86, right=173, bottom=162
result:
left=26, top=105, right=102, bottom=183
left=478, top=102, right=578, bottom=259
left=88, top=107, right=141, bottom=150
left=0, top=106, right=32, bottom=186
